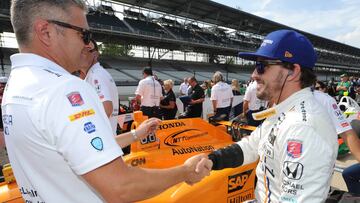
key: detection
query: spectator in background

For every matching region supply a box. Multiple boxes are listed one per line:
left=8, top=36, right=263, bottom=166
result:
left=348, top=76, right=357, bottom=99
left=239, top=83, right=246, bottom=95
left=342, top=163, right=360, bottom=195
left=160, top=79, right=177, bottom=120
left=178, top=76, right=205, bottom=118
left=314, top=80, right=327, bottom=93
left=80, top=39, right=119, bottom=135
left=135, top=67, right=163, bottom=118
left=242, top=80, right=268, bottom=126
left=327, top=77, right=337, bottom=98
left=202, top=80, right=211, bottom=97
left=336, top=73, right=350, bottom=97
left=231, top=79, right=241, bottom=95
left=179, top=77, right=189, bottom=96
left=210, top=71, right=233, bottom=121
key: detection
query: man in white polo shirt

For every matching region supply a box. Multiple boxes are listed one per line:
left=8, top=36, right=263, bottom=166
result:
left=3, top=1, right=212, bottom=202
left=80, top=39, right=119, bottom=135
left=243, top=79, right=268, bottom=126
left=210, top=71, right=233, bottom=121
left=179, top=77, right=189, bottom=96
left=135, top=67, right=163, bottom=118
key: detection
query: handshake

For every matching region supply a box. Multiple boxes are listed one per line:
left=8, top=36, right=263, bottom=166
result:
left=183, top=153, right=213, bottom=185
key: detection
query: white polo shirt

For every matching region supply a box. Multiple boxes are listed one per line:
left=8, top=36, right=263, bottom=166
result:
left=244, top=81, right=268, bottom=110
left=85, top=62, right=119, bottom=135
left=179, top=82, right=189, bottom=95
left=135, top=76, right=163, bottom=107
left=210, top=81, right=234, bottom=108
left=3, top=53, right=123, bottom=203
left=313, top=90, right=352, bottom=134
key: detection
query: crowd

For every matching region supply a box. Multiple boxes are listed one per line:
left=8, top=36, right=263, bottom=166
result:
left=0, top=0, right=359, bottom=202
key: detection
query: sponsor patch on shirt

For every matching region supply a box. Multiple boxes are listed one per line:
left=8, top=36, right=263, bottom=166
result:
left=84, top=122, right=96, bottom=134
left=332, top=103, right=338, bottom=110
left=341, top=122, right=350, bottom=127
left=68, top=109, right=95, bottom=122
left=287, top=140, right=302, bottom=158
left=67, top=92, right=84, bottom=107
left=91, top=137, right=103, bottom=151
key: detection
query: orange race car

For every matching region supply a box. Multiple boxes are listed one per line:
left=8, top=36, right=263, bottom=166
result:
left=0, top=114, right=258, bottom=203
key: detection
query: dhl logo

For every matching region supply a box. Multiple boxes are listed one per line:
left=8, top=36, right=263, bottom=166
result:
left=68, top=109, right=95, bottom=121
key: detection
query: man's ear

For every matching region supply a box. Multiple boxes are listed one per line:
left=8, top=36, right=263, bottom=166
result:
left=33, top=19, right=52, bottom=46
left=288, top=64, right=301, bottom=79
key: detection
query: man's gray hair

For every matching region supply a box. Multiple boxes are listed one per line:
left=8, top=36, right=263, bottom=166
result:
left=212, top=71, right=224, bottom=83
left=11, top=0, right=87, bottom=46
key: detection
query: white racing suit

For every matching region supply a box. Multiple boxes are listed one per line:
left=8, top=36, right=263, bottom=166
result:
left=209, top=88, right=338, bottom=202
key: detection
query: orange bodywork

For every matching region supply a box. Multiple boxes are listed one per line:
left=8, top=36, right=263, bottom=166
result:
left=0, top=117, right=257, bottom=203
left=125, top=118, right=257, bottom=203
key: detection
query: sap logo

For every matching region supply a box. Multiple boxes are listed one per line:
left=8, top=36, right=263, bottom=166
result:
left=68, top=109, right=95, bottom=122
left=283, top=161, right=304, bottom=180
left=228, top=169, right=253, bottom=193
left=84, top=122, right=96, bottom=134
left=130, top=157, right=146, bottom=167
left=158, top=122, right=185, bottom=130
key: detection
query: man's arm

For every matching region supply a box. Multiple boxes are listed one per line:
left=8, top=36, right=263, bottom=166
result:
left=212, top=100, right=217, bottom=112
left=242, top=100, right=249, bottom=116
left=341, top=129, right=360, bottom=162
left=115, top=118, right=161, bottom=148
left=135, top=94, right=142, bottom=104
left=102, top=101, right=113, bottom=118
left=82, top=154, right=212, bottom=203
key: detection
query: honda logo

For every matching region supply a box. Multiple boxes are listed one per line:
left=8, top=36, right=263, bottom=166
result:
left=282, top=161, right=304, bottom=180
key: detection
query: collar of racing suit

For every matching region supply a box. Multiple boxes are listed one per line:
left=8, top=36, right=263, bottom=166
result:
left=252, top=87, right=312, bottom=121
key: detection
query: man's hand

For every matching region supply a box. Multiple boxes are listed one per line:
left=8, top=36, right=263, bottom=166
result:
left=135, top=118, right=161, bottom=140
left=183, top=154, right=213, bottom=185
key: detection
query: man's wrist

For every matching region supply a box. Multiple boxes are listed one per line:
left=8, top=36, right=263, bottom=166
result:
left=131, top=129, right=138, bottom=141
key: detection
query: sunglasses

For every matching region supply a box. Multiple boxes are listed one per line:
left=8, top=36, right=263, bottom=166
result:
left=47, top=20, right=92, bottom=45
left=255, top=60, right=287, bottom=75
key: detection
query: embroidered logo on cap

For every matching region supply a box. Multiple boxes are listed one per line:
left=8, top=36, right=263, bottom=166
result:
left=284, top=51, right=293, bottom=58
left=287, top=140, right=302, bottom=158
left=67, top=92, right=84, bottom=107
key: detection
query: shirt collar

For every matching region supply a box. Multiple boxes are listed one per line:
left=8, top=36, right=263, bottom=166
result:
left=253, top=87, right=312, bottom=120
left=10, top=53, right=71, bottom=75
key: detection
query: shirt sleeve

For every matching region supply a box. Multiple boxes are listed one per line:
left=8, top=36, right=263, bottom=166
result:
left=91, top=73, right=112, bottom=103
left=278, top=124, right=334, bottom=202
left=210, top=87, right=216, bottom=101
left=324, top=96, right=352, bottom=134
left=237, top=127, right=262, bottom=165
left=45, top=79, right=123, bottom=175
left=244, top=85, right=252, bottom=101
left=135, top=80, right=144, bottom=96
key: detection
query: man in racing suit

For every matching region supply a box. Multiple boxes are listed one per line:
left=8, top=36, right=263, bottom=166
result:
left=208, top=30, right=338, bottom=202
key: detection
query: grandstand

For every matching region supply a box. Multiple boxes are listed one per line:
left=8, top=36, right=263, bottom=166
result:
left=1, top=0, right=360, bottom=88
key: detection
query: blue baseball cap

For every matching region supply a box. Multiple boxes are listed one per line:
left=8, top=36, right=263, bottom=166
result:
left=238, top=29, right=317, bottom=69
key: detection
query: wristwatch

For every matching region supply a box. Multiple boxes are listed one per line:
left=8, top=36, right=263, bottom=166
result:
left=131, top=129, right=138, bottom=141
